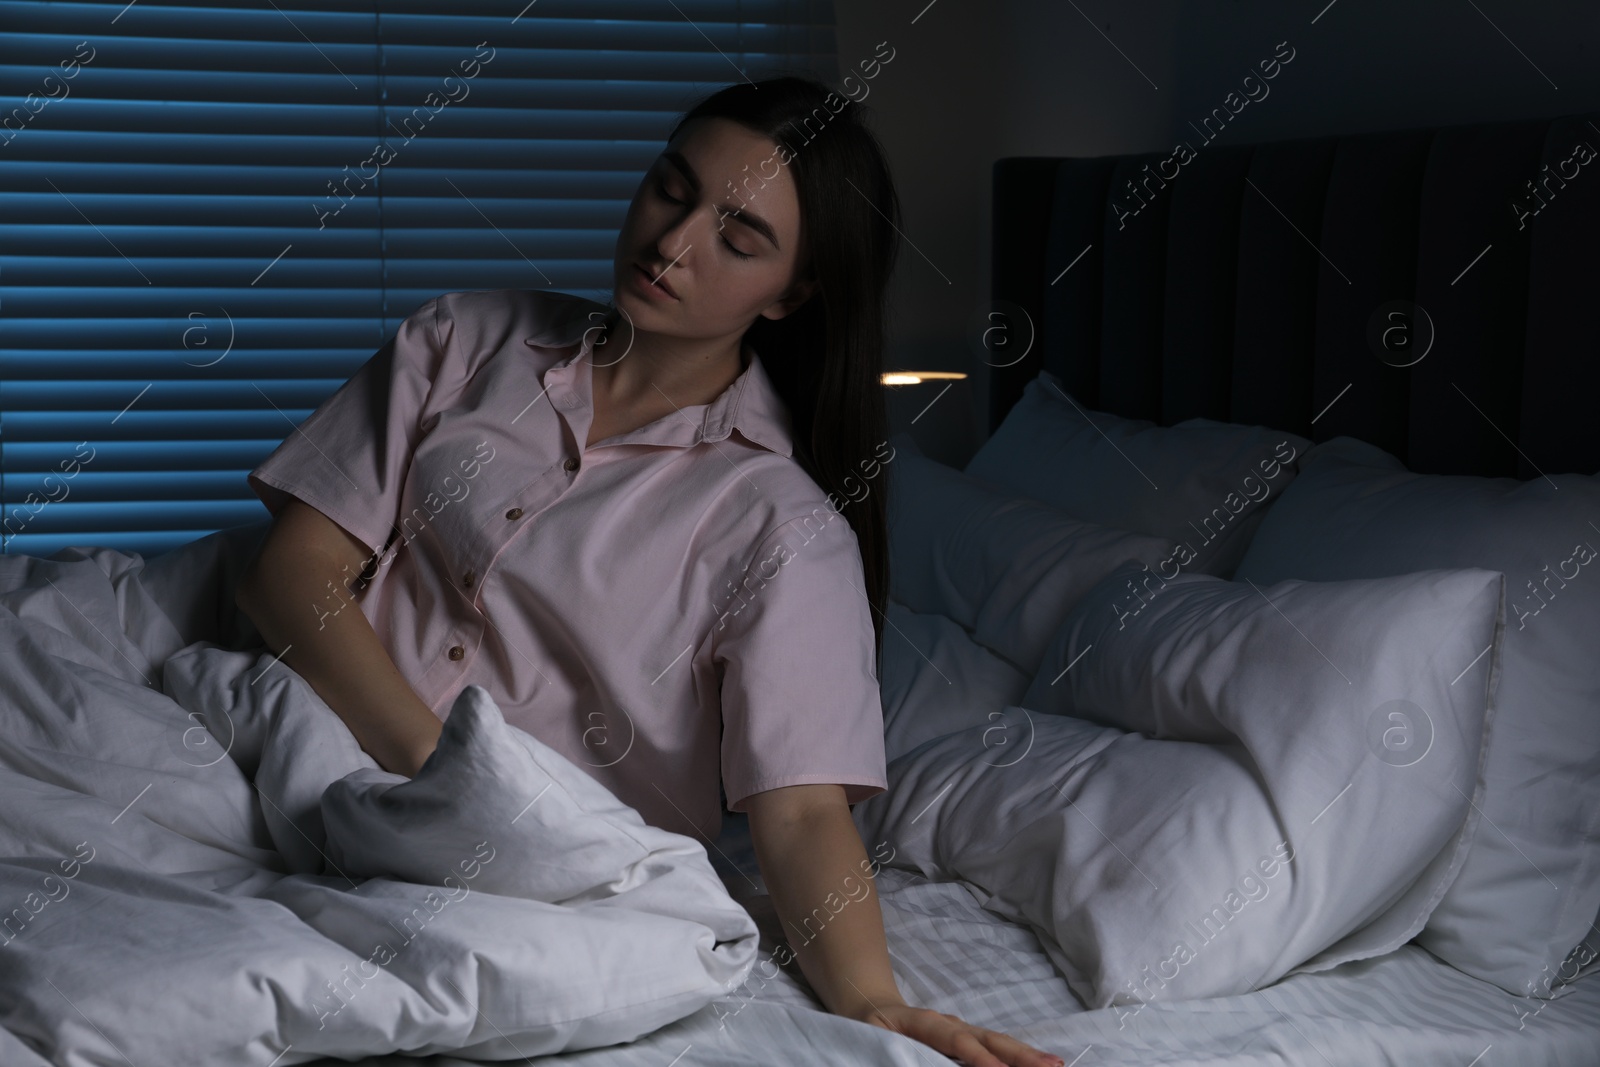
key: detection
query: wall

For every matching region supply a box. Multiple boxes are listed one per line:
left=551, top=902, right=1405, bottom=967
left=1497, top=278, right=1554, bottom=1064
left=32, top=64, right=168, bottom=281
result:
left=833, top=0, right=1598, bottom=466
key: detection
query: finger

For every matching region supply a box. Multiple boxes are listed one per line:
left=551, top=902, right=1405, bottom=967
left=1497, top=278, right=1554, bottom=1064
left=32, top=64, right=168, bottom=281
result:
left=978, top=1028, right=1066, bottom=1067
left=949, top=1028, right=1010, bottom=1067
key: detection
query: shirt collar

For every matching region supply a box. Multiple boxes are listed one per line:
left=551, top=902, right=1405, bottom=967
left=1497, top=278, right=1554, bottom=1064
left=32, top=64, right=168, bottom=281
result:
left=523, top=294, right=795, bottom=458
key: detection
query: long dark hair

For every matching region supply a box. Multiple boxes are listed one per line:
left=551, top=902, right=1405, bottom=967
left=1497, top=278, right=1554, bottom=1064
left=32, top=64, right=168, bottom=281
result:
left=667, top=76, right=900, bottom=668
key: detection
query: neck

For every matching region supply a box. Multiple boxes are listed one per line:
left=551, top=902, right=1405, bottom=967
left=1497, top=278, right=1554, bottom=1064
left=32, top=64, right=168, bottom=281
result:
left=592, top=314, right=749, bottom=408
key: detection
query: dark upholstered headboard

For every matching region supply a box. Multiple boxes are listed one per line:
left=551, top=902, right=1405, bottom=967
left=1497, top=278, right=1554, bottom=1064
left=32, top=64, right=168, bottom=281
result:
left=988, top=113, right=1600, bottom=479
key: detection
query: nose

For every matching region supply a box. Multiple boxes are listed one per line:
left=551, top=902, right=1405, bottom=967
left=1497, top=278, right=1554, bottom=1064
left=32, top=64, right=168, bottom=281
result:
left=651, top=213, right=694, bottom=267
left=648, top=197, right=719, bottom=269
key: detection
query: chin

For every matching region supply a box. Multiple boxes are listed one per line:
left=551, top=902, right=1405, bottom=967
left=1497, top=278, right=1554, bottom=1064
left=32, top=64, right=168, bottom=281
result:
left=615, top=288, right=647, bottom=314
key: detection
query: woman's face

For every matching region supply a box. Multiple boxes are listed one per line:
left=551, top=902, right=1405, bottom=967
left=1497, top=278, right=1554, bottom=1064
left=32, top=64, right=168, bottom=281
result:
left=612, top=116, right=817, bottom=339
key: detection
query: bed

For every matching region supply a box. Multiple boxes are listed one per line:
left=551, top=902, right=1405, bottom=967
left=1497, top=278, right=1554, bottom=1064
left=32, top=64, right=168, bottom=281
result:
left=3, top=111, right=1599, bottom=1066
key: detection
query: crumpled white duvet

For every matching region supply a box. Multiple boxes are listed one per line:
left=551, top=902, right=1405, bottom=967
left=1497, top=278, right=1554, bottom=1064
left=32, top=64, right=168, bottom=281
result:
left=0, top=541, right=759, bottom=1067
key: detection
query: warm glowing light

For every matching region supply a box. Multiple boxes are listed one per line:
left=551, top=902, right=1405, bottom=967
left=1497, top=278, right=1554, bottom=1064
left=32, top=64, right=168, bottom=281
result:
left=880, top=371, right=969, bottom=386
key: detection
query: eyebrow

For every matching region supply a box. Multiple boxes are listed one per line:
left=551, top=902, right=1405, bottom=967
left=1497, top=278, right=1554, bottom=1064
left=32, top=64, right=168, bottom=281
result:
left=661, top=150, right=781, bottom=251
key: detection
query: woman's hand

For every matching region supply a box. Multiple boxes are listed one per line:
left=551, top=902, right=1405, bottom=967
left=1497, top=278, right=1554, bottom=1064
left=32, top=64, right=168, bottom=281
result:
left=848, top=1001, right=1065, bottom=1067
left=742, top=785, right=1067, bottom=1067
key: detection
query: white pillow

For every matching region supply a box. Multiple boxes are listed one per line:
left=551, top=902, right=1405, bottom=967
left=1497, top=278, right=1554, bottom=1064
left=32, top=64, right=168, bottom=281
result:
left=879, top=598, right=1032, bottom=762
left=855, top=561, right=1505, bottom=1010
left=1234, top=435, right=1600, bottom=999
left=964, top=371, right=1310, bottom=577
left=887, top=432, right=1174, bottom=674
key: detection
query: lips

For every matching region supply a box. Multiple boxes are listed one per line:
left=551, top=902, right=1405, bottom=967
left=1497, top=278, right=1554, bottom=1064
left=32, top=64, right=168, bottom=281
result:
left=635, top=261, right=678, bottom=299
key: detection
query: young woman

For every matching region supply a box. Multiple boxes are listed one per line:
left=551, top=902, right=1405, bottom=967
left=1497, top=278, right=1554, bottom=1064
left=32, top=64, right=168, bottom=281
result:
left=237, top=76, right=1062, bottom=1067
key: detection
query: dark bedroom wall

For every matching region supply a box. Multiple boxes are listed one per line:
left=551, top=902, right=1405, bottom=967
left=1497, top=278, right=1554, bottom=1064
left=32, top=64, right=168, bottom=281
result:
left=833, top=2, right=1182, bottom=466
left=1167, top=0, right=1599, bottom=147
left=835, top=0, right=1597, bottom=466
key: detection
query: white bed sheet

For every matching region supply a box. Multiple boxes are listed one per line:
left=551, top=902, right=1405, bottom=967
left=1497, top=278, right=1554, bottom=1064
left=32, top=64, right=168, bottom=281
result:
left=258, top=814, right=1600, bottom=1067
left=7, top=526, right=1592, bottom=1067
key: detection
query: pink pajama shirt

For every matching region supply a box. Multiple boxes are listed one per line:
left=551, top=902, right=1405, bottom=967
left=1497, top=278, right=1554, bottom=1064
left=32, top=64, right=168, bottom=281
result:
left=248, top=288, right=888, bottom=842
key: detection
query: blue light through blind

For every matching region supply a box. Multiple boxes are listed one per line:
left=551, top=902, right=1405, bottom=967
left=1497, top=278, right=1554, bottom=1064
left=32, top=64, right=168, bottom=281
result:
left=0, top=0, right=839, bottom=557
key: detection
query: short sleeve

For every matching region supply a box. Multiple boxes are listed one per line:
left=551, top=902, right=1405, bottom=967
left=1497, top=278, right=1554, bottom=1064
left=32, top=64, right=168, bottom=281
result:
left=247, top=296, right=448, bottom=556
left=713, top=512, right=889, bottom=812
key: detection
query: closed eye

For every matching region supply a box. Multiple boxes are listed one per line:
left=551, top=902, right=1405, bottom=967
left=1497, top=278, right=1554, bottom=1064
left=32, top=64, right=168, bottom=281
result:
left=653, top=177, right=682, bottom=206
left=653, top=178, right=755, bottom=260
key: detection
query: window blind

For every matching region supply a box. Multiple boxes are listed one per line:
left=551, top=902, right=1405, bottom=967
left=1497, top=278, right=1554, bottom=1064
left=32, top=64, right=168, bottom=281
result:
left=0, top=0, right=839, bottom=556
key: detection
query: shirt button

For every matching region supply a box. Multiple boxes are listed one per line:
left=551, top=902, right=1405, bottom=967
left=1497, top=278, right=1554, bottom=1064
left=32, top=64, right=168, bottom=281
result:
left=462, top=569, right=476, bottom=588
left=505, top=506, right=524, bottom=521
left=447, top=645, right=465, bottom=661
left=563, top=456, right=580, bottom=472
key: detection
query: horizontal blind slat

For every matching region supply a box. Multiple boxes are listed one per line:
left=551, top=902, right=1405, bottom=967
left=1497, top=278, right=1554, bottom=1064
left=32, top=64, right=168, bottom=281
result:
left=4, top=441, right=288, bottom=470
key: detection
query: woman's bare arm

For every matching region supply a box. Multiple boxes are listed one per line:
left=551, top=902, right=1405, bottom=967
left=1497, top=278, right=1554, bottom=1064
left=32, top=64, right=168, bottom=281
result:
left=234, top=498, right=443, bottom=777
left=746, top=784, right=1065, bottom=1067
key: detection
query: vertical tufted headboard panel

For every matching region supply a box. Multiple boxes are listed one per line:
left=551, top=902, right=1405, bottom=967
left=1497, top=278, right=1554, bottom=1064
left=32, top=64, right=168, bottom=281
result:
left=988, top=113, right=1600, bottom=478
